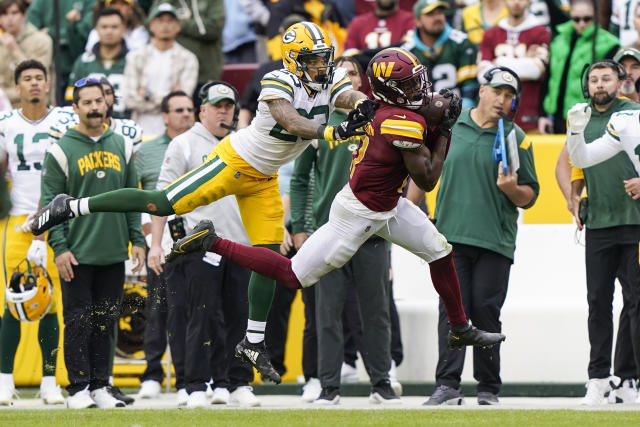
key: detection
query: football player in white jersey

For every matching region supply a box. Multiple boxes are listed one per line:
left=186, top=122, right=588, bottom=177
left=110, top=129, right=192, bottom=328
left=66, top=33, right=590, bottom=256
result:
left=566, top=103, right=640, bottom=199
left=0, top=60, right=67, bottom=405
left=32, top=21, right=377, bottom=383
left=49, top=76, right=143, bottom=153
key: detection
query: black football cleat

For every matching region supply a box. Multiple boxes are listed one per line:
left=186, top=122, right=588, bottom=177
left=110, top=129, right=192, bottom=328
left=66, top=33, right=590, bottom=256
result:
left=165, top=219, right=218, bottom=263
left=448, top=323, right=506, bottom=349
left=31, top=193, right=76, bottom=235
left=235, top=337, right=281, bottom=384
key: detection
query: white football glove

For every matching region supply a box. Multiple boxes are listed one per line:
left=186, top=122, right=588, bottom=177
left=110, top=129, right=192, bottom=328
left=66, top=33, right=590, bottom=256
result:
left=567, top=103, right=591, bottom=134
left=27, top=239, right=48, bottom=267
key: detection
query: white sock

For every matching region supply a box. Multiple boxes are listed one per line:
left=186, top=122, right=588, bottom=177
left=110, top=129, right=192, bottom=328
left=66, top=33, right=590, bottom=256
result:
left=246, top=320, right=266, bottom=343
left=109, top=375, right=114, bottom=386
left=0, top=373, right=14, bottom=388
left=79, top=197, right=91, bottom=215
left=40, top=375, right=57, bottom=389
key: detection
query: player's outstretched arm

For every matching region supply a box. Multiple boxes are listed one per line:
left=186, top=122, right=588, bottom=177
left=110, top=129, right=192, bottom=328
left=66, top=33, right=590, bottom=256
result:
left=267, top=98, right=327, bottom=140
left=267, top=98, right=371, bottom=142
left=333, top=89, right=368, bottom=110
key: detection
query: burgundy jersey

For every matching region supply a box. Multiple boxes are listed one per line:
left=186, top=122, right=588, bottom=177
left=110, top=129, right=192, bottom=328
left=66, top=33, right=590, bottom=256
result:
left=344, top=9, right=415, bottom=53
left=349, top=103, right=426, bottom=212
left=480, top=22, right=550, bottom=130
left=355, top=0, right=417, bottom=15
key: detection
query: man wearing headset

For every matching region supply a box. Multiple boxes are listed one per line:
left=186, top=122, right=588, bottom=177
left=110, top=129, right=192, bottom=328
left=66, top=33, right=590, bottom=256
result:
left=565, top=60, right=640, bottom=405
left=425, top=66, right=539, bottom=406
left=146, top=81, right=258, bottom=408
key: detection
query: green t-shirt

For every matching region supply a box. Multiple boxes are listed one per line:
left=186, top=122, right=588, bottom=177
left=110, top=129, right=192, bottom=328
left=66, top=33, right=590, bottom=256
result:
left=435, top=110, right=539, bottom=260
left=41, top=127, right=144, bottom=264
left=582, top=98, right=640, bottom=229
left=66, top=43, right=128, bottom=117
left=135, top=133, right=171, bottom=191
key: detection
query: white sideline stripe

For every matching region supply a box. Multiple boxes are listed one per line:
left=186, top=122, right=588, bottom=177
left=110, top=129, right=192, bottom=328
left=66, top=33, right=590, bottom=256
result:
left=47, top=144, right=68, bottom=178
left=166, top=158, right=223, bottom=200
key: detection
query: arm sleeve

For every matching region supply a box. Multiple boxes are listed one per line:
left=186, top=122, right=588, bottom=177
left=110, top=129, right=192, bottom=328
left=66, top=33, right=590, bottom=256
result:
left=124, top=149, right=145, bottom=247
left=289, top=145, right=315, bottom=234
left=41, top=152, right=70, bottom=256
left=566, top=119, right=624, bottom=168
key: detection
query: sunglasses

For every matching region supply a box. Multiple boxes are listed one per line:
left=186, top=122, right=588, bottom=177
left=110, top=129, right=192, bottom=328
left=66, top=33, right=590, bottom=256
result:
left=171, top=107, right=195, bottom=113
left=74, top=77, right=101, bottom=88
left=571, top=16, right=593, bottom=23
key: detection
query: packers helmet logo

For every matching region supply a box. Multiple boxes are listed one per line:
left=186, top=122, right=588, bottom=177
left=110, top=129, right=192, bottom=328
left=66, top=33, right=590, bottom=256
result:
left=373, top=62, right=395, bottom=78
left=502, top=72, right=514, bottom=82
left=283, top=29, right=296, bottom=44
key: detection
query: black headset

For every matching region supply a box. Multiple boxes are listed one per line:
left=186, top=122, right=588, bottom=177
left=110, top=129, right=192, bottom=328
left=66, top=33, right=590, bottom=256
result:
left=580, top=60, right=627, bottom=99
left=198, top=80, right=240, bottom=131
left=483, top=66, right=521, bottom=117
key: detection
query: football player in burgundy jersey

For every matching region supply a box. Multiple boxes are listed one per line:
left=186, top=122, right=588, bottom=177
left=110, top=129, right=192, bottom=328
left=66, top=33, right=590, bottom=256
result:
left=166, top=48, right=507, bottom=354
left=343, top=0, right=415, bottom=55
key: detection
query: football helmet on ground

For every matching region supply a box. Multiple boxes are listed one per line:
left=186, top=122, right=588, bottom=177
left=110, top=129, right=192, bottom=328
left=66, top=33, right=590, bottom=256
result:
left=5, top=258, right=53, bottom=322
left=281, top=21, right=335, bottom=91
left=367, top=48, right=431, bottom=109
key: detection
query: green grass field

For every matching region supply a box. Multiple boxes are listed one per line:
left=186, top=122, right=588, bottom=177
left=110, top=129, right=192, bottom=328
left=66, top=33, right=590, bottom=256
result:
left=1, top=409, right=639, bottom=427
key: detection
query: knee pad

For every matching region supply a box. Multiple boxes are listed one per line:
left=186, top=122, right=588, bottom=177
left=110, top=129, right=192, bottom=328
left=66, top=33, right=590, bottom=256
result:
left=418, top=231, right=452, bottom=263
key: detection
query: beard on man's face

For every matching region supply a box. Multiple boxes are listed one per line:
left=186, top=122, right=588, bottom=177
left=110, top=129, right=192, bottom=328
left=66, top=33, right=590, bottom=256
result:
left=29, top=97, right=40, bottom=104
left=377, top=0, right=398, bottom=11
left=591, top=90, right=616, bottom=106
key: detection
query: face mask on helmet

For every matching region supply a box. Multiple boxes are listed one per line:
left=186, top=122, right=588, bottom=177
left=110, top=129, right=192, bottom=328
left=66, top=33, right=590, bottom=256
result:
left=297, top=48, right=336, bottom=91
left=371, top=63, right=431, bottom=109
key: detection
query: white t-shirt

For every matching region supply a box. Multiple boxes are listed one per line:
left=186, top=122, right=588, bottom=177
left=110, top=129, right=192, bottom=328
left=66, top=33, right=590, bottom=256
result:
left=0, top=107, right=68, bottom=216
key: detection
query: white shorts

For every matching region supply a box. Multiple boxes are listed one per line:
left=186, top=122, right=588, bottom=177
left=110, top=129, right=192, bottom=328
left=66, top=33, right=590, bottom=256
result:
left=291, top=187, right=452, bottom=287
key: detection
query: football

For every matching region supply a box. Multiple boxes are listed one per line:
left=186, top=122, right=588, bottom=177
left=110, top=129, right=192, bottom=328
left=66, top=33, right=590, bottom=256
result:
left=418, top=92, right=452, bottom=126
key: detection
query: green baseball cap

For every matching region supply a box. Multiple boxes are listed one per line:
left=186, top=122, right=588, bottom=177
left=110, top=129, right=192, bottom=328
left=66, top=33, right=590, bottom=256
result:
left=202, top=83, right=236, bottom=105
left=485, top=69, right=519, bottom=93
left=413, top=0, right=450, bottom=17
left=148, top=3, right=178, bottom=21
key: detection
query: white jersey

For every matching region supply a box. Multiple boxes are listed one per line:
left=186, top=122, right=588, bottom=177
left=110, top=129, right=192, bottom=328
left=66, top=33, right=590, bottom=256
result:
left=612, top=0, right=640, bottom=46
left=49, top=107, right=143, bottom=153
left=230, top=67, right=352, bottom=176
left=567, top=109, right=640, bottom=175
left=0, top=107, right=69, bottom=216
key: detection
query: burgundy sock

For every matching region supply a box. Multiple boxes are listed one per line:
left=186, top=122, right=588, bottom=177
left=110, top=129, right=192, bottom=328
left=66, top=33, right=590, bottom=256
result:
left=212, top=238, right=301, bottom=289
left=429, top=252, right=467, bottom=326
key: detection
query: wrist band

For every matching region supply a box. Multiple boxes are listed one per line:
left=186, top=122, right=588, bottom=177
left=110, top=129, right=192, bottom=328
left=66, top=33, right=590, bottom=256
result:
left=323, top=125, right=335, bottom=141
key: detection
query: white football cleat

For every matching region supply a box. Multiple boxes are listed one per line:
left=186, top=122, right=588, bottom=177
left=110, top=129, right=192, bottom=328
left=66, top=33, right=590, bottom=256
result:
left=581, top=376, right=620, bottom=406
left=40, top=376, right=65, bottom=404
left=66, top=387, right=96, bottom=409
left=301, top=377, right=322, bottom=402
left=229, top=386, right=261, bottom=407
left=0, top=373, right=17, bottom=406
left=340, top=362, right=359, bottom=384
left=186, top=391, right=209, bottom=408
left=211, top=387, right=230, bottom=404
left=138, top=379, right=161, bottom=399
left=90, top=387, right=125, bottom=408
left=176, top=388, right=188, bottom=406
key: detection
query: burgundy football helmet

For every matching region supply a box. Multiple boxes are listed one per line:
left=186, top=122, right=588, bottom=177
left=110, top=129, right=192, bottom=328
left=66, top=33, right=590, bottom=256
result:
left=366, top=48, right=431, bottom=109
